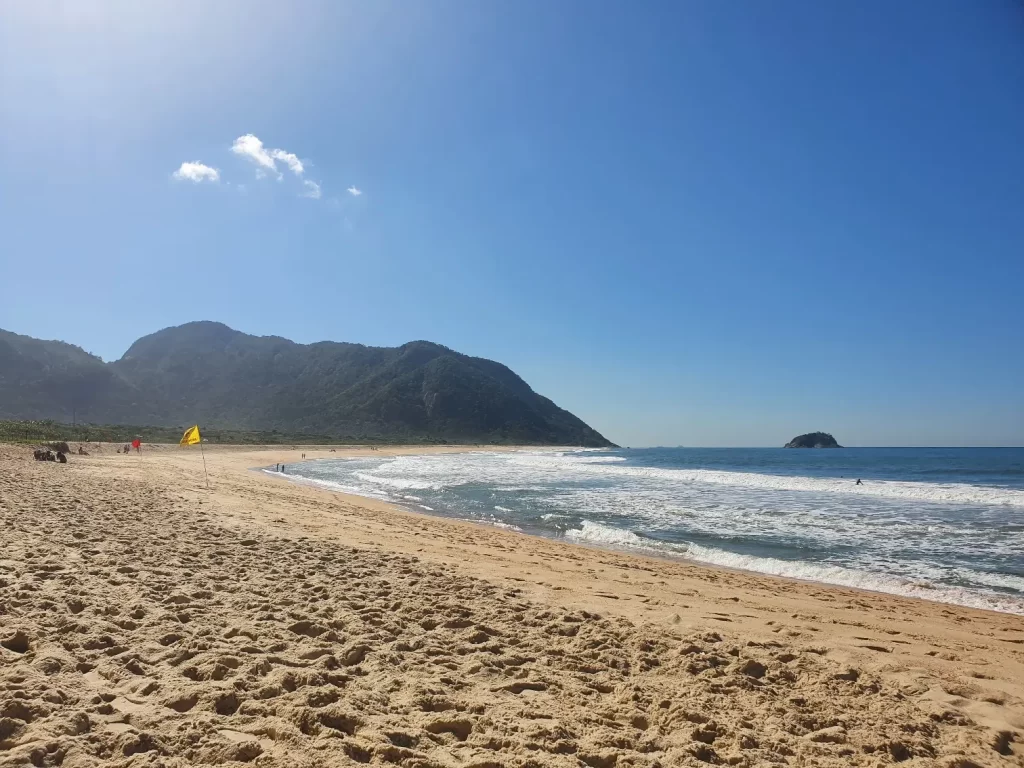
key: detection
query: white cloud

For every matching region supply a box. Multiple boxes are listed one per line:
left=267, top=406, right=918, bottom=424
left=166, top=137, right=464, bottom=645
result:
left=172, top=162, right=220, bottom=183
left=302, top=180, right=321, bottom=199
left=231, top=134, right=278, bottom=177
left=231, top=134, right=308, bottom=182
left=271, top=149, right=304, bottom=176
left=347, top=186, right=362, bottom=196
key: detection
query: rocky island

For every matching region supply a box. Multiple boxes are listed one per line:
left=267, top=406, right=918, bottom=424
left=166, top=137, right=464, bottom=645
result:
left=784, top=432, right=842, bottom=448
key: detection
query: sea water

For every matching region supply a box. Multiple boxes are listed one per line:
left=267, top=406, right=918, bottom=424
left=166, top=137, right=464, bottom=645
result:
left=267, top=447, right=1024, bottom=615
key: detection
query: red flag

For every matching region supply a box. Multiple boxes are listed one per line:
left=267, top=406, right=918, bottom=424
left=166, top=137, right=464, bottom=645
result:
left=132, top=439, right=141, bottom=449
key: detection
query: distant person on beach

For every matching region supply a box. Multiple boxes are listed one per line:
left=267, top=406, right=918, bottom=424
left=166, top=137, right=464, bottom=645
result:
left=855, top=478, right=862, bottom=485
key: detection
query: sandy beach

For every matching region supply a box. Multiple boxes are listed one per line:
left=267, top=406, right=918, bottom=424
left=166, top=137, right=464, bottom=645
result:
left=1, top=443, right=1022, bottom=767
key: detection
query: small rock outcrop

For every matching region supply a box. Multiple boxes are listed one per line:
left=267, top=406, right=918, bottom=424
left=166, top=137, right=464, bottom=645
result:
left=784, top=432, right=842, bottom=448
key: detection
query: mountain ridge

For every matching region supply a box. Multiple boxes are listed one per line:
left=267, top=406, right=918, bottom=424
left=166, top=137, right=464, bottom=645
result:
left=0, top=322, right=613, bottom=446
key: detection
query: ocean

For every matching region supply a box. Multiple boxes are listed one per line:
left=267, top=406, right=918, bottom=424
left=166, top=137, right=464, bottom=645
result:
left=266, top=447, right=1024, bottom=615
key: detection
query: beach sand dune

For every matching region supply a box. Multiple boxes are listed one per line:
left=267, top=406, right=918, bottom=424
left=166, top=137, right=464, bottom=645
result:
left=1, top=444, right=1021, bottom=766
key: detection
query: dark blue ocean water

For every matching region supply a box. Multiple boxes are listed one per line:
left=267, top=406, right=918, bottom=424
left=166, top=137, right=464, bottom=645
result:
left=630, top=447, right=1024, bottom=485
left=269, top=447, right=1024, bottom=614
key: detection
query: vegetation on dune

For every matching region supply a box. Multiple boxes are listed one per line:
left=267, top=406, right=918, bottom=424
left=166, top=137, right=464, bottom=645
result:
left=0, top=420, right=492, bottom=446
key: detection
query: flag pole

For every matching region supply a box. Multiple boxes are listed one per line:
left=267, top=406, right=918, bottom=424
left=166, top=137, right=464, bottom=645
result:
left=199, top=431, right=209, bottom=489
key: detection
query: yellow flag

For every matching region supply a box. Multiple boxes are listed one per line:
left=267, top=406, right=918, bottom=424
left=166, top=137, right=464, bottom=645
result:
left=180, top=425, right=201, bottom=446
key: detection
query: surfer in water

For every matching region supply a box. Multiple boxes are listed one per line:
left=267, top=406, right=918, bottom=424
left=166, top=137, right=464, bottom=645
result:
left=855, top=478, right=863, bottom=485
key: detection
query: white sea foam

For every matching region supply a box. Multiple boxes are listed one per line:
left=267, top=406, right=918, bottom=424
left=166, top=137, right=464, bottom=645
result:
left=550, top=487, right=1024, bottom=562
left=272, top=451, right=1024, bottom=616
left=487, top=520, right=523, bottom=532
left=510, top=454, right=1024, bottom=508
left=565, top=520, right=650, bottom=548
left=944, top=568, right=1024, bottom=593
left=564, top=521, right=1024, bottom=615
left=299, top=451, right=1024, bottom=509
left=462, top=517, right=524, bottom=533
left=681, top=541, right=1024, bottom=615
left=352, top=472, right=443, bottom=491
left=268, top=471, right=392, bottom=502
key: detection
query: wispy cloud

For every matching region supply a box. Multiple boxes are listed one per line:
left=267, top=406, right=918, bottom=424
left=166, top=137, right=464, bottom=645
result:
left=231, top=134, right=278, bottom=178
left=270, top=149, right=304, bottom=176
left=231, top=134, right=309, bottom=181
left=172, top=162, right=220, bottom=183
left=176, top=135, right=354, bottom=206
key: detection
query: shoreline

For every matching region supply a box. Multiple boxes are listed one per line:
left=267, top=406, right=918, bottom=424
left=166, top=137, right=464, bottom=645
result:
left=2, top=441, right=1022, bottom=766
left=259, top=447, right=1024, bottom=618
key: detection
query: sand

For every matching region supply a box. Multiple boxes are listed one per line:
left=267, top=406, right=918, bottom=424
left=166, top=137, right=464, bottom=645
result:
left=1, top=442, right=1022, bottom=768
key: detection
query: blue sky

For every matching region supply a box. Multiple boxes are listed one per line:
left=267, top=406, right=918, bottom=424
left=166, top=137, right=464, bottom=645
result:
left=2, top=1, right=1022, bottom=447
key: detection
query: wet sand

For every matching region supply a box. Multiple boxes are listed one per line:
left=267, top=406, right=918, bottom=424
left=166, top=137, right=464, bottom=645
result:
left=1, top=442, right=1022, bottom=767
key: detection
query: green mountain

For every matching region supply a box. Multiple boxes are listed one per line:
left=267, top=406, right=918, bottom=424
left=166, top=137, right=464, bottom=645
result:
left=0, top=330, right=159, bottom=425
left=0, top=322, right=613, bottom=446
